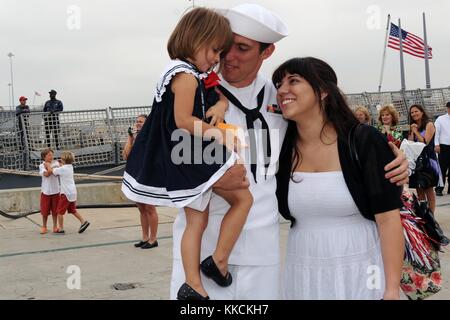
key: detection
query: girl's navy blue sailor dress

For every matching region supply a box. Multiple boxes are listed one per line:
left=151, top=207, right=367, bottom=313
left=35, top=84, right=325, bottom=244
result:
left=122, top=60, right=236, bottom=210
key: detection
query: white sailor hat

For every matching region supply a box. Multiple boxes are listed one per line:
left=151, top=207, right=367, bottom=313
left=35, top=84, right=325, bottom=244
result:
left=220, top=3, right=289, bottom=44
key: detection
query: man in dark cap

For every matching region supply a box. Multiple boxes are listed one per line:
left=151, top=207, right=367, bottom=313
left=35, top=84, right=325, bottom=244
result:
left=43, top=90, right=64, bottom=149
left=16, top=96, right=31, bottom=149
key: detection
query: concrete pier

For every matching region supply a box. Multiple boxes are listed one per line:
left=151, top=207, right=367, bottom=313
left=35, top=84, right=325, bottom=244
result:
left=1, top=194, right=450, bottom=300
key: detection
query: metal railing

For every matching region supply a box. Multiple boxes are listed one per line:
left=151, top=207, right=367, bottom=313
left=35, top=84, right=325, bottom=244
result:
left=346, top=87, right=450, bottom=128
left=1, top=86, right=449, bottom=170
left=0, top=106, right=151, bottom=170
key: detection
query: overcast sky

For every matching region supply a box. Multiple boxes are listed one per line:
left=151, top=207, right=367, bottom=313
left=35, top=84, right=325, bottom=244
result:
left=1, top=0, right=449, bottom=110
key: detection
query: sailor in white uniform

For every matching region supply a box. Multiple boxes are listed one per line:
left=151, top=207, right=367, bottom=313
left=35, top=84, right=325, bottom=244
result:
left=170, top=3, right=290, bottom=299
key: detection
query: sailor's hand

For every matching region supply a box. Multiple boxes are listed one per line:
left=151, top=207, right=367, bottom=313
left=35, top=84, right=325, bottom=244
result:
left=385, top=142, right=409, bottom=186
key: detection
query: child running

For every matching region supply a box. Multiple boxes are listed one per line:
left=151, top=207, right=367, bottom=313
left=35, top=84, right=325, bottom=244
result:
left=121, top=7, right=252, bottom=300
left=46, top=151, right=90, bottom=234
left=39, top=148, right=60, bottom=234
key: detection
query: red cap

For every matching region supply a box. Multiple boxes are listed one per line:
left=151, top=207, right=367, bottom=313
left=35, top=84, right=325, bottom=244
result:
left=19, top=96, right=28, bottom=101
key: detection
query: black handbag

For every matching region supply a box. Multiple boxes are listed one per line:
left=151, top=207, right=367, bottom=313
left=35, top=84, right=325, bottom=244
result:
left=414, top=146, right=439, bottom=189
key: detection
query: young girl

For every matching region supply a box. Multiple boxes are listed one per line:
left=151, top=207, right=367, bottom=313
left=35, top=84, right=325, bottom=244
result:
left=121, top=7, right=253, bottom=300
left=39, top=148, right=60, bottom=234
left=46, top=151, right=90, bottom=234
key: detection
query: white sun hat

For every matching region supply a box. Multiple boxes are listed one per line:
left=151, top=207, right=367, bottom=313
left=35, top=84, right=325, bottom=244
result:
left=219, top=3, right=289, bottom=43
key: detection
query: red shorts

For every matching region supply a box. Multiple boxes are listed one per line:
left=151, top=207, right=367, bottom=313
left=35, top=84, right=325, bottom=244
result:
left=56, top=194, right=77, bottom=215
left=40, top=193, right=60, bottom=217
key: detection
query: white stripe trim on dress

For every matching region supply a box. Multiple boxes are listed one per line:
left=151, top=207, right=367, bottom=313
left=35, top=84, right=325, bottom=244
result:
left=121, top=152, right=238, bottom=208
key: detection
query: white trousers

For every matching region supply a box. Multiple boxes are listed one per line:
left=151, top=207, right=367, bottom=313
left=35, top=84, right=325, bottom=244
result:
left=170, top=258, right=280, bottom=300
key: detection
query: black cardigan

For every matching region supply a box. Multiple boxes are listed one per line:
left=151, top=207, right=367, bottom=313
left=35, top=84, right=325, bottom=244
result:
left=276, top=124, right=403, bottom=227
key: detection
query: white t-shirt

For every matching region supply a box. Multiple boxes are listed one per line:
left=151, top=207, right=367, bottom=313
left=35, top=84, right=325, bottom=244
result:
left=435, top=113, right=450, bottom=146
left=173, top=73, right=288, bottom=266
left=39, top=160, right=60, bottom=195
left=53, top=164, right=77, bottom=202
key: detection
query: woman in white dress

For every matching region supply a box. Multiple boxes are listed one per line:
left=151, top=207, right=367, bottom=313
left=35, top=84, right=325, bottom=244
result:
left=273, top=57, right=405, bottom=300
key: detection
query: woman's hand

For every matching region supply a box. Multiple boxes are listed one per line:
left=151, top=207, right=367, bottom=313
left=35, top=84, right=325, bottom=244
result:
left=206, top=88, right=228, bottom=126
left=410, top=123, right=419, bottom=135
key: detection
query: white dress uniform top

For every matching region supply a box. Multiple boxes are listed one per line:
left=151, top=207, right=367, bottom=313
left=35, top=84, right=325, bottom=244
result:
left=171, top=3, right=289, bottom=300
left=173, top=74, right=288, bottom=260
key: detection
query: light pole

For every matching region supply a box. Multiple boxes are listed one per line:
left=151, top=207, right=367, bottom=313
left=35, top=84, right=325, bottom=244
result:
left=7, top=52, right=15, bottom=111
left=8, top=83, right=12, bottom=111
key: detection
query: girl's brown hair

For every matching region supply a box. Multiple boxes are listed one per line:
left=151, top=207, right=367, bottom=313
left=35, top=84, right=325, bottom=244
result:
left=378, top=104, right=399, bottom=126
left=61, top=151, right=75, bottom=164
left=167, top=7, right=233, bottom=61
left=41, top=148, right=54, bottom=160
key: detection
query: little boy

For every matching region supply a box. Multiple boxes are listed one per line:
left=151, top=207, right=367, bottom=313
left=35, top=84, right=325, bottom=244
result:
left=46, top=151, right=90, bottom=234
left=39, top=148, right=60, bottom=234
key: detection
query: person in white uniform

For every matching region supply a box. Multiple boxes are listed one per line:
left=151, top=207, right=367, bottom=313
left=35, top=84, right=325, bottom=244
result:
left=170, top=3, right=410, bottom=300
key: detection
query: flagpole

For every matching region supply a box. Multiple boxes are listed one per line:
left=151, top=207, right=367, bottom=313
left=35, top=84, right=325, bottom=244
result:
left=423, top=12, right=431, bottom=89
left=398, top=19, right=406, bottom=91
left=378, top=14, right=391, bottom=92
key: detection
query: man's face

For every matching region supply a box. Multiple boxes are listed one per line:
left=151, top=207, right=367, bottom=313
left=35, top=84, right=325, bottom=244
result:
left=221, top=34, right=273, bottom=88
left=50, top=93, right=56, bottom=99
left=20, top=99, right=26, bottom=105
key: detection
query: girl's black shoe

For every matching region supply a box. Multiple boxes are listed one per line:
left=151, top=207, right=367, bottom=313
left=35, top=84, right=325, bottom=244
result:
left=134, top=240, right=148, bottom=248
left=200, top=255, right=232, bottom=287
left=177, top=283, right=209, bottom=300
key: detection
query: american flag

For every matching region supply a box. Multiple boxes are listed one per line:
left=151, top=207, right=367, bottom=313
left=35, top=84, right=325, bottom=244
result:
left=388, top=23, right=432, bottom=59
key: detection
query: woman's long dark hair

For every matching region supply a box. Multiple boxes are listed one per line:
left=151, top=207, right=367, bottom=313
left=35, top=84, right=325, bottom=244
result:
left=409, top=104, right=430, bottom=132
left=272, top=57, right=358, bottom=180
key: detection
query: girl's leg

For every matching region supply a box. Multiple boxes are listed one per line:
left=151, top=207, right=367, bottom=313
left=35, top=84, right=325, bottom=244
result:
left=57, top=214, right=64, bottom=230
left=136, top=203, right=150, bottom=242
left=425, top=187, right=436, bottom=213
left=147, top=205, right=159, bottom=243
left=181, top=207, right=209, bottom=297
left=71, top=211, right=85, bottom=224
left=212, top=188, right=253, bottom=276
left=42, top=215, right=48, bottom=228
left=51, top=214, right=58, bottom=231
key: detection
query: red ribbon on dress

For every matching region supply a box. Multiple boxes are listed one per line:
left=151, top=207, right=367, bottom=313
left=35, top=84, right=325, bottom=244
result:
left=203, top=71, right=221, bottom=89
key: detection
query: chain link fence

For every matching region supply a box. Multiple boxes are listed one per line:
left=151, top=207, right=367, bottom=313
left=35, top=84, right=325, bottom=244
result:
left=1, top=87, right=449, bottom=171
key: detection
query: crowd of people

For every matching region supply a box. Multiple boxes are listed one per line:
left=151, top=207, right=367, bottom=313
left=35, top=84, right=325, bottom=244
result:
left=28, top=3, right=449, bottom=300
left=354, top=101, right=450, bottom=211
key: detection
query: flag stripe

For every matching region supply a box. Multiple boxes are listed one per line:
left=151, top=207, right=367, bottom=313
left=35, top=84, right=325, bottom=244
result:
left=388, top=38, right=432, bottom=57
left=388, top=43, right=433, bottom=58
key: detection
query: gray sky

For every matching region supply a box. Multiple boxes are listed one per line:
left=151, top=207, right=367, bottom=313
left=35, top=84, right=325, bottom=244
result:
left=1, top=0, right=449, bottom=110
